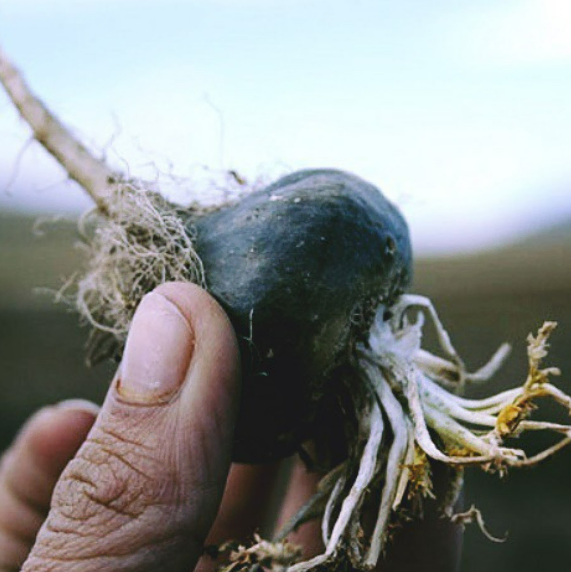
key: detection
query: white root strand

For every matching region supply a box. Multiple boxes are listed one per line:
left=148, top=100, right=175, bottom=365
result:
left=389, top=295, right=461, bottom=364
left=442, top=468, right=465, bottom=517
left=540, top=384, right=571, bottom=409
left=423, top=402, right=524, bottom=461
left=419, top=375, right=522, bottom=414
left=413, top=342, right=511, bottom=389
left=364, top=373, right=410, bottom=567
left=321, top=475, right=346, bottom=547
left=419, top=378, right=498, bottom=427
left=392, top=420, right=415, bottom=510
left=288, top=553, right=330, bottom=572
left=463, top=343, right=512, bottom=384
left=325, top=402, right=384, bottom=555
left=371, top=354, right=494, bottom=465
left=510, top=435, right=571, bottom=467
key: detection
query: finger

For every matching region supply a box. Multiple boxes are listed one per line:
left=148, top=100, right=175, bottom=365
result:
left=195, top=462, right=281, bottom=572
left=21, top=282, right=241, bottom=572
left=206, top=462, right=281, bottom=542
left=0, top=401, right=98, bottom=571
left=275, top=456, right=324, bottom=559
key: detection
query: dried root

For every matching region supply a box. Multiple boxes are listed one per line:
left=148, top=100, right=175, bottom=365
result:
left=450, top=505, right=506, bottom=543
left=57, top=184, right=207, bottom=362
left=211, top=535, right=303, bottom=572
left=267, top=298, right=571, bottom=572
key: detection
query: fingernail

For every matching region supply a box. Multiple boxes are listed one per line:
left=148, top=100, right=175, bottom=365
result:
left=54, top=399, right=101, bottom=416
left=118, top=291, right=195, bottom=403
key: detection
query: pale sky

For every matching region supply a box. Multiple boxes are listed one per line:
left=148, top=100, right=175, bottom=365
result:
left=1, top=0, right=570, bottom=254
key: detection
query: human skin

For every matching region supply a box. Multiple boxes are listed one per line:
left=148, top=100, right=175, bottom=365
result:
left=0, top=282, right=461, bottom=572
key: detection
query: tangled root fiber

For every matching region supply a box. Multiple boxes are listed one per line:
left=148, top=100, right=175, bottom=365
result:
left=70, top=182, right=206, bottom=362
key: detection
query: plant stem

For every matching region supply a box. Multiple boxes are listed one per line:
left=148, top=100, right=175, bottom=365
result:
left=0, top=46, right=119, bottom=213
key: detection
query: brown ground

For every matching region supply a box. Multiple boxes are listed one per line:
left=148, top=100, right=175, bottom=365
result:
left=1, top=212, right=570, bottom=571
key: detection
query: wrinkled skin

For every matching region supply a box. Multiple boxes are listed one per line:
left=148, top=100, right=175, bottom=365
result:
left=0, top=283, right=460, bottom=572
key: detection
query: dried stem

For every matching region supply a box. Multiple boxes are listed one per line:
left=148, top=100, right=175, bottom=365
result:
left=0, top=46, right=120, bottom=212
left=451, top=505, right=506, bottom=543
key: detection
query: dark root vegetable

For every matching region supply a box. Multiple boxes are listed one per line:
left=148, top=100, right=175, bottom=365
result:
left=193, top=169, right=412, bottom=462
left=3, top=47, right=571, bottom=572
left=74, top=169, right=412, bottom=463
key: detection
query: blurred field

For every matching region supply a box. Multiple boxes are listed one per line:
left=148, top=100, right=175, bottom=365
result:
left=1, top=212, right=570, bottom=571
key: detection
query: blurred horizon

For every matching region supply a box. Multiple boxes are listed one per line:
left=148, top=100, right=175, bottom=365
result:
left=1, top=177, right=571, bottom=258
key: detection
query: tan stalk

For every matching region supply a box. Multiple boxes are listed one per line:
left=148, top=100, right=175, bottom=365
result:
left=0, top=46, right=119, bottom=213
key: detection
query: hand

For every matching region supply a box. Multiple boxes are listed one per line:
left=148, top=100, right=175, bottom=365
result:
left=0, top=283, right=462, bottom=572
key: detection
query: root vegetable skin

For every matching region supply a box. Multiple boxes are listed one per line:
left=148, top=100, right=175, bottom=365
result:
left=2, top=46, right=571, bottom=572
left=193, top=169, right=412, bottom=461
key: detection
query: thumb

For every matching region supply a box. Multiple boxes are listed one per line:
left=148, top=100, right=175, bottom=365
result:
left=22, top=282, right=241, bottom=572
